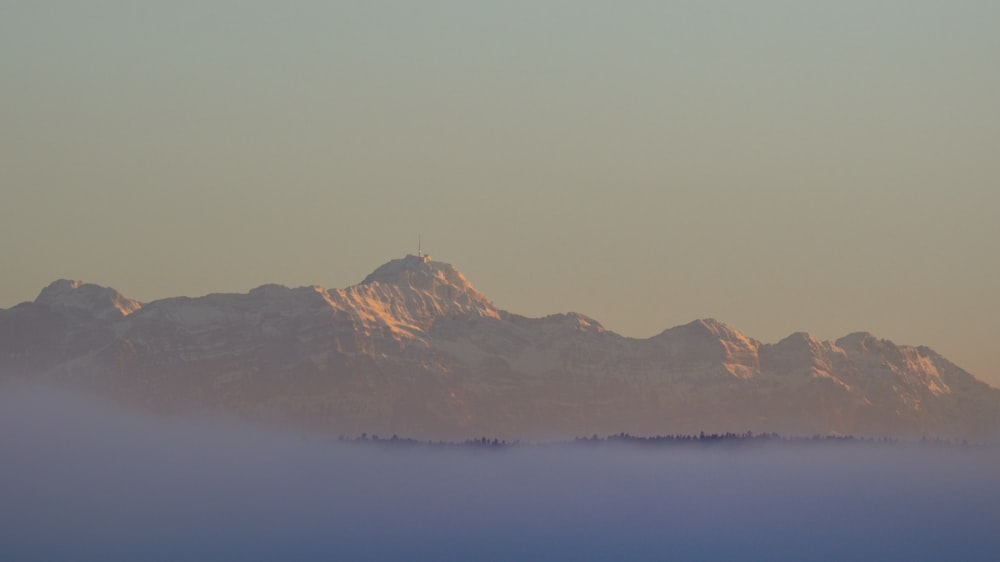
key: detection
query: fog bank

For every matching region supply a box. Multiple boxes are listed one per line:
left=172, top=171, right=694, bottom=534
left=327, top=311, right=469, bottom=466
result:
left=2, top=386, right=998, bottom=561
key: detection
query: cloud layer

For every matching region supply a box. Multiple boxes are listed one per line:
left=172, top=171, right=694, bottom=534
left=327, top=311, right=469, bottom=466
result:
left=2, top=386, right=998, bottom=560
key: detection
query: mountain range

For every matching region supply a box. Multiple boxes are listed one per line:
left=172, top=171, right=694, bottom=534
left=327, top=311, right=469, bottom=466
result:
left=2, top=254, right=997, bottom=440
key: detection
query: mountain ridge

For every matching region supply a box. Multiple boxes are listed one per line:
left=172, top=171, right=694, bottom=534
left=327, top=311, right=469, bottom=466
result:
left=2, top=255, right=997, bottom=440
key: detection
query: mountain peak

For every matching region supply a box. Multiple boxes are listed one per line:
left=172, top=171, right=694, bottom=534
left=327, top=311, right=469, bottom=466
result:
left=361, top=254, right=439, bottom=284
left=776, top=331, right=821, bottom=348
left=35, top=279, right=82, bottom=302
left=359, top=255, right=487, bottom=298
left=343, top=255, right=498, bottom=330
left=36, top=279, right=141, bottom=319
left=835, top=332, right=882, bottom=352
left=675, top=318, right=752, bottom=343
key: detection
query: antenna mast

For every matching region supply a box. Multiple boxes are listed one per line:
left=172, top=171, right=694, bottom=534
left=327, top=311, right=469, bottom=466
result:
left=418, top=234, right=422, bottom=258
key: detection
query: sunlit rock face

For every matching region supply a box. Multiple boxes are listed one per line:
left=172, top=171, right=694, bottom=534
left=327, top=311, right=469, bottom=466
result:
left=2, top=255, right=998, bottom=440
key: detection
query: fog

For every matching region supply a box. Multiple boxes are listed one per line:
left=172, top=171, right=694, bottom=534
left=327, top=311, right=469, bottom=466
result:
left=2, top=386, right=998, bottom=561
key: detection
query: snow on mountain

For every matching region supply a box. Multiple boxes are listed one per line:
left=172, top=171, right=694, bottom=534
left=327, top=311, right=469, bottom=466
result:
left=35, top=279, right=142, bottom=320
left=336, top=254, right=499, bottom=337
left=1, top=256, right=997, bottom=440
left=651, top=319, right=762, bottom=379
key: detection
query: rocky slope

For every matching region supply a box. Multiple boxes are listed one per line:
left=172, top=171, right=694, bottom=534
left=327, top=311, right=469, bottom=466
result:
left=2, top=254, right=997, bottom=440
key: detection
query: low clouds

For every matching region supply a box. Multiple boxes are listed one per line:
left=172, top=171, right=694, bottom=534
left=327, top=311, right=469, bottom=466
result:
left=2, top=385, right=998, bottom=561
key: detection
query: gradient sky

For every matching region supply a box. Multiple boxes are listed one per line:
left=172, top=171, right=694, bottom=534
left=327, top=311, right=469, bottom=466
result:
left=2, top=2, right=998, bottom=384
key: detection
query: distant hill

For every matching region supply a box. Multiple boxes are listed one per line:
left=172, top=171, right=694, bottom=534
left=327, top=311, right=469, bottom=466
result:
left=2, top=254, right=997, bottom=440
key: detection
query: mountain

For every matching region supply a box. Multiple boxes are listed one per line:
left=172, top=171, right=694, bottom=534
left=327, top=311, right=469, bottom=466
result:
left=2, top=255, right=998, bottom=440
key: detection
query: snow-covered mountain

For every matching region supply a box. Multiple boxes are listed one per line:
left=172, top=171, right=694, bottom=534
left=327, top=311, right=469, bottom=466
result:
left=2, top=255, right=998, bottom=440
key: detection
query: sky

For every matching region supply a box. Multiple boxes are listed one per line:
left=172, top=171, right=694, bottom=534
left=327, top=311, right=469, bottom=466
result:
left=2, top=2, right=998, bottom=384
left=2, top=385, right=999, bottom=560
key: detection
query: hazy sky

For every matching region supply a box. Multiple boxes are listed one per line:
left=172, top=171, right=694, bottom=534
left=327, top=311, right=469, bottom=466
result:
left=2, top=2, right=998, bottom=384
